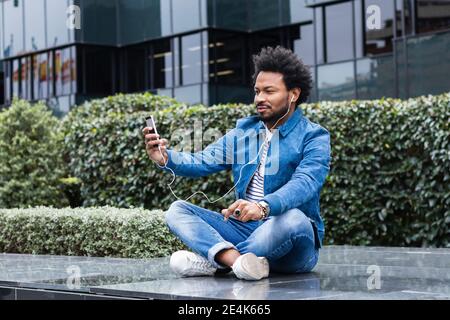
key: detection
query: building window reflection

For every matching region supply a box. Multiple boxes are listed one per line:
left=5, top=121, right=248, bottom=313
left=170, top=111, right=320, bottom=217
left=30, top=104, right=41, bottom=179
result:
left=416, top=0, right=450, bottom=34
left=364, top=0, right=395, bottom=56
left=181, top=33, right=202, bottom=85
left=153, top=39, right=173, bottom=89
left=325, top=2, right=354, bottom=63
left=318, top=61, right=355, bottom=101
left=209, top=30, right=245, bottom=85
left=25, top=0, right=46, bottom=53
left=292, top=24, right=315, bottom=66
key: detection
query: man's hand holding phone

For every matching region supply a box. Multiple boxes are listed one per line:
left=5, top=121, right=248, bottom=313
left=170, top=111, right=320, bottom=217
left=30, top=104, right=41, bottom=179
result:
left=143, top=116, right=169, bottom=166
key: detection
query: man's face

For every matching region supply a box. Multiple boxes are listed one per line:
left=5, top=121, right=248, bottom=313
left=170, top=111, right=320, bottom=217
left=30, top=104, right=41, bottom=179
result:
left=253, top=71, right=291, bottom=125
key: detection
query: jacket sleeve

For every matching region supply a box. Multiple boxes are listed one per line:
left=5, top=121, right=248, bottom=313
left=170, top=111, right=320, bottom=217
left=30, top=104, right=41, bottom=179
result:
left=160, top=128, right=236, bottom=178
left=263, top=126, right=331, bottom=216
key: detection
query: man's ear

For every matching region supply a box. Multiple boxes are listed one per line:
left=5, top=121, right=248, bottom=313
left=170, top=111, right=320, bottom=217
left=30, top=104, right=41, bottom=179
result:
left=290, top=88, right=301, bottom=103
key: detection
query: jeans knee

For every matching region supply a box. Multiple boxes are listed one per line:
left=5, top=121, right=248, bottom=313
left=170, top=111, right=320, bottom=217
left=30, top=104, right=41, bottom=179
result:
left=165, top=200, right=190, bottom=227
left=280, top=209, right=313, bottom=238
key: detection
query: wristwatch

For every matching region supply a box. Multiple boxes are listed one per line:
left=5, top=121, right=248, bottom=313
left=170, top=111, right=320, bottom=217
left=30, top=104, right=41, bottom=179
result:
left=257, top=201, right=270, bottom=220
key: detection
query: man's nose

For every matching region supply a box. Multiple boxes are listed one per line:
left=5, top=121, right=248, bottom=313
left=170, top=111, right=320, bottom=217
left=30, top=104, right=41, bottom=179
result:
left=254, top=92, right=267, bottom=104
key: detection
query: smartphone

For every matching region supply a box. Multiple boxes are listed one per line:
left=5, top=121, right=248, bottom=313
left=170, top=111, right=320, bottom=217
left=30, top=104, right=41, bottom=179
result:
left=145, top=115, right=158, bottom=135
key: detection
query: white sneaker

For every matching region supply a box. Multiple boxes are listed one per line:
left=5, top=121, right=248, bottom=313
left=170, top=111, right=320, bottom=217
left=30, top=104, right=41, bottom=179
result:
left=169, top=250, right=217, bottom=277
left=232, top=253, right=269, bottom=281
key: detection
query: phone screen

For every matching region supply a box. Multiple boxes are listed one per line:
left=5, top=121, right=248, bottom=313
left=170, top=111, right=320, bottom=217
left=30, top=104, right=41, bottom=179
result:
left=145, top=116, right=158, bottom=135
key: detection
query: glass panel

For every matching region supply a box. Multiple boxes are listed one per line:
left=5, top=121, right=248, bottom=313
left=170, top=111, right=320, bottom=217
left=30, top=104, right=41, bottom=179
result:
left=202, top=31, right=209, bottom=82
left=156, top=88, right=173, bottom=98
left=118, top=0, right=165, bottom=45
left=202, top=83, right=208, bottom=105
left=126, top=45, right=146, bottom=92
left=248, top=0, right=280, bottom=30
left=209, top=30, right=244, bottom=86
left=315, top=7, right=324, bottom=64
left=356, top=55, right=395, bottom=99
left=48, top=51, right=54, bottom=97
left=403, top=0, right=413, bottom=35
left=0, top=1, right=3, bottom=60
left=174, top=84, right=201, bottom=104
left=70, top=46, right=77, bottom=94
left=36, top=52, right=49, bottom=99
left=55, top=47, right=74, bottom=96
left=292, top=24, right=315, bottom=66
left=82, top=0, right=116, bottom=45
left=4, top=0, right=24, bottom=57
left=21, top=56, right=31, bottom=99
left=405, top=31, right=450, bottom=97
left=182, top=33, right=202, bottom=85
left=81, top=46, right=113, bottom=95
left=153, top=39, right=173, bottom=88
left=325, top=2, right=353, bottom=62
left=317, top=61, right=355, bottom=101
left=24, top=0, right=45, bottom=52
left=46, top=0, right=70, bottom=47
left=395, top=0, right=403, bottom=37
left=12, top=59, right=20, bottom=99
left=172, top=0, right=201, bottom=33
left=5, top=61, right=12, bottom=103
left=355, top=0, right=364, bottom=58
left=174, top=38, right=180, bottom=86
left=416, top=0, right=450, bottom=34
left=281, top=0, right=313, bottom=24
left=364, top=0, right=395, bottom=56
left=213, top=0, right=247, bottom=30
left=160, top=0, right=172, bottom=36
left=32, top=54, right=39, bottom=99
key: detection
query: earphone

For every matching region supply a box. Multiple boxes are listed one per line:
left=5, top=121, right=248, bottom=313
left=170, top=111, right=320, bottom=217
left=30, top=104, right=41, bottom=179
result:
left=153, top=95, right=296, bottom=203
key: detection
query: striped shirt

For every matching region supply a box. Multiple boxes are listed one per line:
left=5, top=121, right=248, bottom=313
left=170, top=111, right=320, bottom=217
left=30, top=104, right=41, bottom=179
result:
left=245, top=126, right=273, bottom=203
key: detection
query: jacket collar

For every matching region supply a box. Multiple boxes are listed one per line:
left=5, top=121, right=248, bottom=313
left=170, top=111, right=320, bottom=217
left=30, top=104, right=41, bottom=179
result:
left=258, top=107, right=303, bottom=137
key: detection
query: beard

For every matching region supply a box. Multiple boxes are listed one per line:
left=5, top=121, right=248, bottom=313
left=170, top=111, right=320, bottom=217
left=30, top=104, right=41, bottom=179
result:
left=257, top=96, right=291, bottom=125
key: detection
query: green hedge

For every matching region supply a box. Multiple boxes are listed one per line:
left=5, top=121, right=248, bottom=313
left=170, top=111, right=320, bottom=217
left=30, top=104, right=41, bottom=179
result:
left=1, top=92, right=449, bottom=249
left=0, top=99, right=68, bottom=208
left=62, top=92, right=450, bottom=247
left=0, top=207, right=185, bottom=258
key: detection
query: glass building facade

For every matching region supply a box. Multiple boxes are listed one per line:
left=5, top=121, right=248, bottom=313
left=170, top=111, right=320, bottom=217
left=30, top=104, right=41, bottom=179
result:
left=1, top=0, right=449, bottom=115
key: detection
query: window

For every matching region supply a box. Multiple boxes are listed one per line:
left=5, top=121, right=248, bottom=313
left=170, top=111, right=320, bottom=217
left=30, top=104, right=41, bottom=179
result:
left=174, top=84, right=202, bottom=104
left=4, top=0, right=24, bottom=57
left=292, top=24, right=315, bottom=66
left=416, top=0, right=450, bottom=34
left=356, top=55, right=395, bottom=99
left=325, top=2, right=354, bottom=62
left=364, top=0, right=396, bottom=56
left=248, top=0, right=280, bottom=30
left=283, top=0, right=313, bottom=24
left=46, top=0, right=70, bottom=47
left=317, top=61, right=355, bottom=101
left=181, top=33, right=202, bottom=85
left=12, top=59, right=20, bottom=99
left=4, top=61, right=11, bottom=103
left=36, top=52, right=50, bottom=99
left=315, top=7, right=325, bottom=64
left=209, top=30, right=245, bottom=85
left=153, top=39, right=173, bottom=89
left=21, top=57, right=31, bottom=100
left=24, top=0, right=46, bottom=52
left=126, top=45, right=147, bottom=93
left=172, top=0, right=202, bottom=33
left=55, top=47, right=75, bottom=96
left=79, top=46, right=114, bottom=95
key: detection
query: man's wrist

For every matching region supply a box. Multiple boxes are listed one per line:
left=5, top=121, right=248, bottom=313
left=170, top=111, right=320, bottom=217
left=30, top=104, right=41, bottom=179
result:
left=257, top=201, right=270, bottom=220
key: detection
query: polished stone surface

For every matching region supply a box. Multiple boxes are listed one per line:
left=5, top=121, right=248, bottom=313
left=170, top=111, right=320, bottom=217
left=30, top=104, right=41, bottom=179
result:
left=1, top=246, right=449, bottom=300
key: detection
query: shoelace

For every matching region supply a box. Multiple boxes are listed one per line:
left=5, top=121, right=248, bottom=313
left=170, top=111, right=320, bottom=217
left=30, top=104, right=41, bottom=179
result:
left=187, top=256, right=213, bottom=271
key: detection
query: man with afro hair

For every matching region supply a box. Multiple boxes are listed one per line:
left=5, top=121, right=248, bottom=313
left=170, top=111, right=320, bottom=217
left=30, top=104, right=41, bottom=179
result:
left=144, top=46, right=331, bottom=281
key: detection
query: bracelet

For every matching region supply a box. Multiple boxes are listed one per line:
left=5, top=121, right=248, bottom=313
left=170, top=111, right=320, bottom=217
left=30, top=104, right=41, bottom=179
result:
left=256, top=203, right=267, bottom=220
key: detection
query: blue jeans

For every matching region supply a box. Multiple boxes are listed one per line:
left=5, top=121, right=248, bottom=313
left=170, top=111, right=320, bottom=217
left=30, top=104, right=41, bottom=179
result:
left=165, top=200, right=320, bottom=274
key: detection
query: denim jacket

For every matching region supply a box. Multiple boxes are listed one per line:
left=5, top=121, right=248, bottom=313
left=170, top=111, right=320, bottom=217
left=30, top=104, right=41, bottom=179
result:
left=163, top=107, right=331, bottom=247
